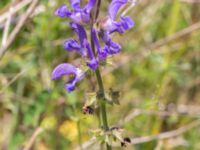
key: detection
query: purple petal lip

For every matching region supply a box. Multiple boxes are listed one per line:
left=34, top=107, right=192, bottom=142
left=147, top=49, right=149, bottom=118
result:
left=99, top=0, right=134, bottom=34
left=55, top=0, right=96, bottom=24
left=101, top=16, right=134, bottom=34
left=63, top=38, right=87, bottom=56
left=106, top=41, right=121, bottom=54
left=51, top=63, right=84, bottom=92
left=91, top=28, right=108, bottom=60
left=51, top=63, right=77, bottom=80
left=84, top=40, right=99, bottom=70
left=120, top=16, right=134, bottom=30
left=87, top=59, right=99, bottom=70
left=55, top=4, right=71, bottom=18
left=70, top=22, right=87, bottom=47
left=64, top=38, right=81, bottom=51
left=108, top=0, right=128, bottom=20
left=70, top=0, right=81, bottom=11
left=84, top=0, right=97, bottom=13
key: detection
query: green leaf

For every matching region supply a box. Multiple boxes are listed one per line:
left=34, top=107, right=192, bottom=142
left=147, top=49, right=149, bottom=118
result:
left=109, top=88, right=120, bottom=105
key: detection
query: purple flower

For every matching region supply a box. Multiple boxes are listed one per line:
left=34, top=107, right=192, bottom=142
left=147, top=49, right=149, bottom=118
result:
left=70, top=22, right=98, bottom=70
left=64, top=22, right=98, bottom=70
left=85, top=40, right=99, bottom=70
left=106, top=41, right=121, bottom=54
left=120, top=16, right=135, bottom=30
left=109, top=0, right=127, bottom=20
left=63, top=38, right=84, bottom=55
left=100, top=0, right=134, bottom=34
left=63, top=22, right=89, bottom=56
left=70, top=22, right=87, bottom=49
left=99, top=30, right=121, bottom=55
left=52, top=0, right=135, bottom=92
left=55, top=0, right=96, bottom=25
left=91, top=28, right=108, bottom=60
left=51, top=63, right=84, bottom=92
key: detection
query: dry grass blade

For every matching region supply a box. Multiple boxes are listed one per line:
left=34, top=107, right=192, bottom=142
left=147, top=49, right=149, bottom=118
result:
left=22, top=127, right=43, bottom=150
left=0, top=0, right=32, bottom=24
left=130, top=120, right=200, bottom=145
left=0, top=0, right=39, bottom=60
left=181, top=0, right=200, bottom=3
left=1, top=0, right=16, bottom=47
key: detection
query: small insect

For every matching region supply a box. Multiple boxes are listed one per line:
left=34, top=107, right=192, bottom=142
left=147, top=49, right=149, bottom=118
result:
left=121, top=137, right=131, bottom=147
left=82, top=105, right=94, bottom=115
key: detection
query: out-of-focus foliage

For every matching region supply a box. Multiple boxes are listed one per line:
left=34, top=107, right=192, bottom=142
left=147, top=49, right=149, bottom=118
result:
left=0, top=0, right=200, bottom=150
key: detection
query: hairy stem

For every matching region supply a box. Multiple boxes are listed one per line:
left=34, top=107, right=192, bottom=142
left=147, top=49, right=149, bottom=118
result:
left=95, top=68, right=111, bottom=150
left=92, top=0, right=112, bottom=149
left=77, top=120, right=83, bottom=150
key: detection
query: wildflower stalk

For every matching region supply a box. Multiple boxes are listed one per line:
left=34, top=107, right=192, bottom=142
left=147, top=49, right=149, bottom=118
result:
left=91, top=1, right=111, bottom=149
left=95, top=68, right=111, bottom=150
left=52, top=0, right=134, bottom=149
left=77, top=120, right=83, bottom=150
left=95, top=69, right=108, bottom=129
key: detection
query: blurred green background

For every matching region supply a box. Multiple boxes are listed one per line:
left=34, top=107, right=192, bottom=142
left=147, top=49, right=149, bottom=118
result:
left=0, top=0, right=200, bottom=149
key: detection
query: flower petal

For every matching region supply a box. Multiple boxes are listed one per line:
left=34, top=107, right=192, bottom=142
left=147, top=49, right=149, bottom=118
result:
left=84, top=0, right=97, bottom=13
left=106, top=41, right=121, bottom=54
left=101, top=18, right=123, bottom=34
left=120, top=16, right=134, bottom=30
left=87, top=58, right=99, bottom=70
left=70, top=22, right=87, bottom=47
left=69, top=0, right=81, bottom=12
left=63, top=38, right=87, bottom=56
left=52, top=63, right=84, bottom=92
left=85, top=40, right=99, bottom=70
left=108, top=0, right=127, bottom=20
left=64, top=38, right=81, bottom=51
left=55, top=4, right=71, bottom=18
left=92, top=28, right=108, bottom=60
left=51, top=63, right=77, bottom=80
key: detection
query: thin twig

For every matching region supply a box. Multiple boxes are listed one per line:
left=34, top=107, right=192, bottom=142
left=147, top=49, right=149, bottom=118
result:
left=0, top=0, right=39, bottom=60
left=23, top=127, right=44, bottom=150
left=120, top=107, right=200, bottom=125
left=0, top=0, right=32, bottom=24
left=181, top=0, right=200, bottom=3
left=130, top=120, right=200, bottom=145
left=0, top=69, right=27, bottom=92
left=1, top=0, right=16, bottom=47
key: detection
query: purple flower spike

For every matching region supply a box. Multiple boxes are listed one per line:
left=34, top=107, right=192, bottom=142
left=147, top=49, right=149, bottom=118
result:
left=51, top=63, right=84, bottom=92
left=91, top=28, right=108, bottom=60
left=85, top=41, right=98, bottom=70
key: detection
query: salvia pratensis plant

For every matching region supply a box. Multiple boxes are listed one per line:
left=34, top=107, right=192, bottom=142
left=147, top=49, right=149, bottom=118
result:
left=52, top=0, right=135, bottom=149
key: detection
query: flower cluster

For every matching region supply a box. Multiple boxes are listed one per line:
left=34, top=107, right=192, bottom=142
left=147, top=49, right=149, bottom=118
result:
left=52, top=0, right=134, bottom=92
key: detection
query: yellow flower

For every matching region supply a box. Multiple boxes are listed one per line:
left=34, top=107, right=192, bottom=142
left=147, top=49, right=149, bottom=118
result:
left=59, top=120, right=78, bottom=141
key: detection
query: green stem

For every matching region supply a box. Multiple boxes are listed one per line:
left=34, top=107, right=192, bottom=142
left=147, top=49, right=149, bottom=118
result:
left=95, top=68, right=112, bottom=150
left=77, top=120, right=82, bottom=150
